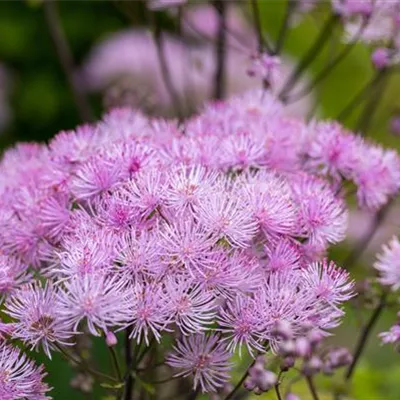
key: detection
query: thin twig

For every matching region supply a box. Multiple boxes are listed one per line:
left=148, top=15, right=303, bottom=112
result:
left=356, top=70, right=389, bottom=135
left=287, top=21, right=366, bottom=103
left=279, top=14, right=338, bottom=101
left=55, top=344, right=117, bottom=383
left=274, top=0, right=295, bottom=55
left=275, top=384, right=283, bottom=400
left=345, top=293, right=387, bottom=380
left=213, top=0, right=227, bottom=100
left=123, top=328, right=133, bottom=400
left=343, top=201, right=391, bottom=269
left=109, top=346, right=123, bottom=381
left=44, top=0, right=93, bottom=122
left=305, top=375, right=320, bottom=400
left=250, top=0, right=271, bottom=53
left=337, top=71, right=384, bottom=121
left=224, top=359, right=255, bottom=400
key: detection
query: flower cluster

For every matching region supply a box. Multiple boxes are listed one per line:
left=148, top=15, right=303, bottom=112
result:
left=1, top=87, right=398, bottom=395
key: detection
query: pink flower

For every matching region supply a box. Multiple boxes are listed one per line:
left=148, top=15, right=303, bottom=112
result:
left=197, top=186, right=258, bottom=248
left=379, top=324, right=400, bottom=344
left=218, top=295, right=265, bottom=356
left=292, top=175, right=348, bottom=246
left=5, top=282, right=74, bottom=358
left=164, top=277, right=216, bottom=335
left=301, top=260, right=355, bottom=310
left=57, top=274, right=130, bottom=336
left=129, top=283, right=171, bottom=344
left=0, top=254, right=29, bottom=300
left=263, top=239, right=301, bottom=274
left=0, top=343, right=51, bottom=399
left=374, top=236, right=400, bottom=290
left=167, top=333, right=232, bottom=393
left=72, top=154, right=122, bottom=201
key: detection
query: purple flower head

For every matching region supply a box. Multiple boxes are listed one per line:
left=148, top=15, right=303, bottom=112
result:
left=301, top=260, right=355, bottom=310
left=5, top=281, right=74, bottom=359
left=129, top=283, right=171, bottom=344
left=164, top=276, right=216, bottom=335
left=57, top=274, right=130, bottom=337
left=197, top=184, right=258, bottom=248
left=0, top=343, right=51, bottom=400
left=167, top=333, right=232, bottom=393
left=0, top=254, right=30, bottom=300
left=292, top=174, right=348, bottom=246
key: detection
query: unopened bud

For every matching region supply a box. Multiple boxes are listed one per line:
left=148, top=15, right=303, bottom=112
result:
left=257, top=370, right=277, bottom=392
left=295, top=337, right=311, bottom=358
left=272, top=320, right=293, bottom=340
left=286, top=393, right=300, bottom=400
left=371, top=48, right=390, bottom=70
left=307, top=330, right=324, bottom=347
left=279, top=339, right=296, bottom=356
left=303, top=356, right=322, bottom=376
left=280, top=356, right=295, bottom=372
left=105, top=331, right=117, bottom=347
left=244, top=377, right=256, bottom=391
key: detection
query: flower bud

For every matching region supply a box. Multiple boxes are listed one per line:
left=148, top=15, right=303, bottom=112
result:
left=307, top=330, right=324, bottom=347
left=272, top=320, right=293, bottom=340
left=105, top=331, right=118, bottom=347
left=257, top=370, right=277, bottom=392
left=279, top=339, right=296, bottom=357
left=325, top=347, right=353, bottom=369
left=286, top=393, right=300, bottom=400
left=371, top=48, right=390, bottom=70
left=295, top=337, right=311, bottom=358
left=244, top=377, right=256, bottom=391
left=280, top=356, right=295, bottom=372
left=303, top=356, right=322, bottom=376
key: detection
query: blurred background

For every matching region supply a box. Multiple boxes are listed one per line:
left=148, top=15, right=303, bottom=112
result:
left=1, top=1, right=400, bottom=399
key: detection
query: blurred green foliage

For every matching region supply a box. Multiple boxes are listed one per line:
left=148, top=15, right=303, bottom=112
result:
left=1, top=1, right=399, bottom=399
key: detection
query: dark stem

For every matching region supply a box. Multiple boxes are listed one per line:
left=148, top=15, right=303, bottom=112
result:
left=224, top=359, right=255, bottom=400
left=187, top=386, right=201, bottom=400
left=213, top=0, right=227, bottom=100
left=250, top=0, right=271, bottom=53
left=337, top=70, right=384, bottom=121
left=135, top=336, right=156, bottom=367
left=343, top=201, right=391, bottom=269
left=274, top=0, right=294, bottom=55
left=356, top=69, right=389, bottom=135
left=279, top=14, right=338, bottom=101
left=274, top=385, right=283, bottom=400
left=124, top=329, right=133, bottom=400
left=345, top=293, right=387, bottom=380
left=43, top=0, right=93, bottom=122
left=287, top=29, right=362, bottom=103
left=305, top=375, right=320, bottom=400
left=287, top=19, right=367, bottom=103
left=154, top=24, right=183, bottom=119
left=55, top=344, right=117, bottom=383
left=109, top=346, right=123, bottom=381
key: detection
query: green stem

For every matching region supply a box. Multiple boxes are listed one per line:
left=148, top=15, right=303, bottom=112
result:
left=250, top=0, right=272, bottom=53
left=305, top=375, right=320, bottom=400
left=109, top=346, right=123, bottom=381
left=274, top=0, right=295, bottom=55
left=43, top=1, right=93, bottom=122
left=56, top=344, right=117, bottom=383
left=345, top=293, right=387, bottom=381
left=279, top=14, right=338, bottom=101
